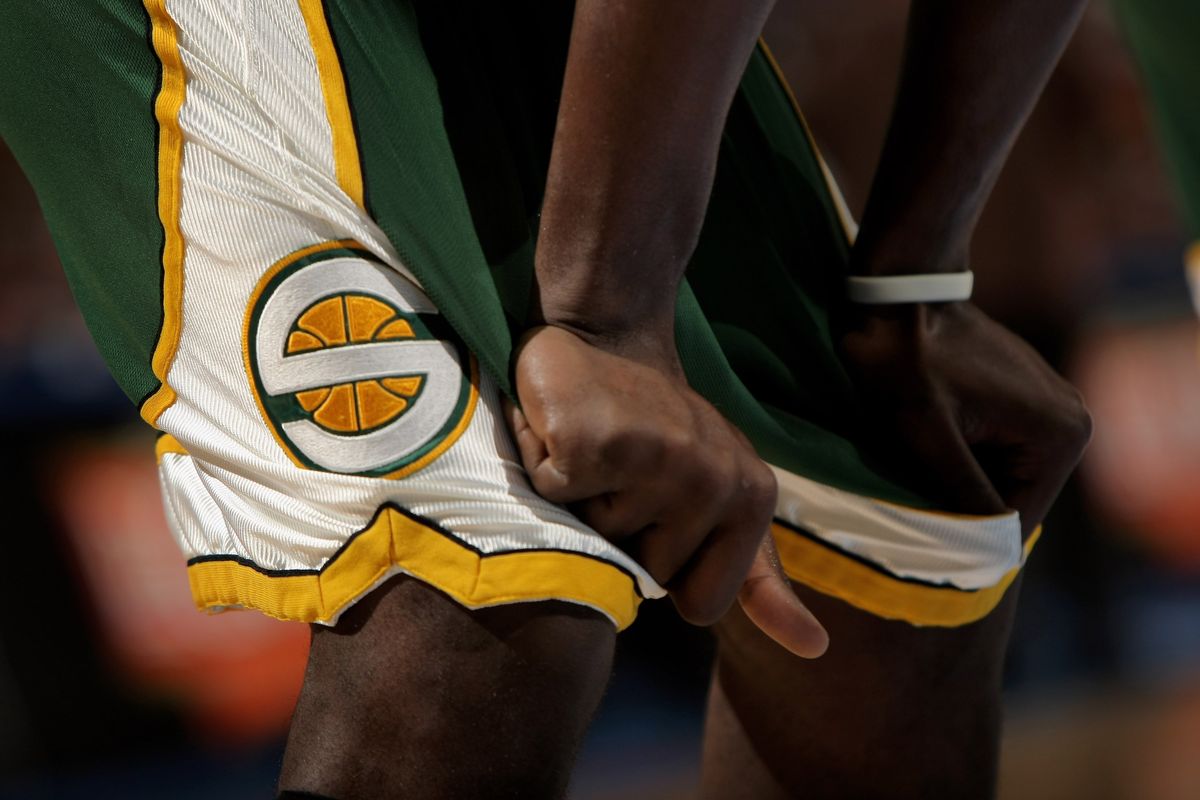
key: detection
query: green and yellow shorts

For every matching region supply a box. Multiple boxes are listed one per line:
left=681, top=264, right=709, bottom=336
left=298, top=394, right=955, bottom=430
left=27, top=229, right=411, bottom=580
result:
left=0, top=0, right=1032, bottom=630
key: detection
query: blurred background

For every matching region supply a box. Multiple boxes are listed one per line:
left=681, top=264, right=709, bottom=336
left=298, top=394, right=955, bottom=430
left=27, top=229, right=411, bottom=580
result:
left=2, top=1, right=1199, bottom=798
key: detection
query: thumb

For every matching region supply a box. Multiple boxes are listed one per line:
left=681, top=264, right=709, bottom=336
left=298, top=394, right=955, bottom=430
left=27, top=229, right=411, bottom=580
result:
left=738, top=534, right=828, bottom=658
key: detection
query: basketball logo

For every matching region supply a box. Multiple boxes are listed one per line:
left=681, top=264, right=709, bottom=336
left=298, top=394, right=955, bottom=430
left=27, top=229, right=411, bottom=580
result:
left=286, top=293, right=426, bottom=434
left=245, top=245, right=476, bottom=478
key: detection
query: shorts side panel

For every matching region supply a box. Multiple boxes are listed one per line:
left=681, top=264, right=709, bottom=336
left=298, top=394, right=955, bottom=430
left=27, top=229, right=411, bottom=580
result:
left=139, top=0, right=187, bottom=423
left=149, top=0, right=659, bottom=628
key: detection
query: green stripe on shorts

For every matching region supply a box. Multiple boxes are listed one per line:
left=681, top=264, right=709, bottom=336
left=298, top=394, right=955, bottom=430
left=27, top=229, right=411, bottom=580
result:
left=0, top=1, right=165, bottom=404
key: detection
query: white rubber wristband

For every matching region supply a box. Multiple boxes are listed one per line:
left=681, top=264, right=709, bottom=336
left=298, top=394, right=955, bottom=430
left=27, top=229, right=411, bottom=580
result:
left=846, top=271, right=974, bottom=304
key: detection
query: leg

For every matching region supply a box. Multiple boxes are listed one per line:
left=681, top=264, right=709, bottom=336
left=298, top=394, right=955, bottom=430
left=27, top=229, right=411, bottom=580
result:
left=701, top=579, right=1022, bottom=800
left=279, top=576, right=615, bottom=800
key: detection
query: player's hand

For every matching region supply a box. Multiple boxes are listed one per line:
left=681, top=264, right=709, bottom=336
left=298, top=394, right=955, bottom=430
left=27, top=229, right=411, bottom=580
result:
left=838, top=301, right=1092, bottom=534
left=507, top=325, right=828, bottom=658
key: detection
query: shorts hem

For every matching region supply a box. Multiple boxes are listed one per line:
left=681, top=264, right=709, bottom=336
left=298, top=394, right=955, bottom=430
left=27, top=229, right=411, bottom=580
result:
left=185, top=503, right=643, bottom=630
left=772, top=521, right=1041, bottom=627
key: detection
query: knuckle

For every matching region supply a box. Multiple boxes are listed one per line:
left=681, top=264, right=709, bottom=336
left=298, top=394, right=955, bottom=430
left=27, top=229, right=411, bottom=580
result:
left=741, top=462, right=778, bottom=517
left=657, top=423, right=697, bottom=463
left=599, top=425, right=663, bottom=469
left=691, top=454, right=736, bottom=501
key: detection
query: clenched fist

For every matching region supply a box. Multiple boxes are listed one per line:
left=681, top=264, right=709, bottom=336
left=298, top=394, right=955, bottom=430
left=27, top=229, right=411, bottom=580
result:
left=508, top=325, right=827, bottom=658
left=840, top=301, right=1092, bottom=534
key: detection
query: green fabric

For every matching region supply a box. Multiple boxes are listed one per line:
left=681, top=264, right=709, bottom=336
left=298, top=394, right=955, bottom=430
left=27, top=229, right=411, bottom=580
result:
left=344, top=3, right=928, bottom=506
left=679, top=52, right=922, bottom=502
left=1112, top=0, right=1200, bottom=239
left=324, top=0, right=517, bottom=400
left=0, top=1, right=164, bottom=405
left=0, top=0, right=930, bottom=506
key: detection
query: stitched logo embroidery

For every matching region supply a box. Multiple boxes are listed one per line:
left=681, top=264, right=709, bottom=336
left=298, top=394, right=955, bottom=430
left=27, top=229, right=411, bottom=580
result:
left=245, top=247, right=476, bottom=477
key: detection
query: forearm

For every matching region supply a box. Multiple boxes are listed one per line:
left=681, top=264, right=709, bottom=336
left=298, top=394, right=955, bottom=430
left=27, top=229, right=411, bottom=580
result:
left=534, top=0, right=775, bottom=359
left=852, top=0, right=1088, bottom=276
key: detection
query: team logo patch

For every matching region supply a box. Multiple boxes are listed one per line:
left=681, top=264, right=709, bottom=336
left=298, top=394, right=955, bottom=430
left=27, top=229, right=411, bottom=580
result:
left=245, top=245, right=476, bottom=478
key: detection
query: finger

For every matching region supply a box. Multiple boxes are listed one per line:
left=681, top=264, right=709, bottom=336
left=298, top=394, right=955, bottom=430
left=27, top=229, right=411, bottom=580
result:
left=992, top=448, right=1079, bottom=539
left=623, top=495, right=725, bottom=584
left=976, top=394, right=1092, bottom=538
left=893, top=400, right=1007, bottom=516
left=668, top=522, right=753, bottom=627
left=504, top=399, right=547, bottom=473
left=503, top=398, right=614, bottom=504
left=664, top=445, right=777, bottom=624
left=737, top=535, right=828, bottom=659
left=575, top=488, right=667, bottom=542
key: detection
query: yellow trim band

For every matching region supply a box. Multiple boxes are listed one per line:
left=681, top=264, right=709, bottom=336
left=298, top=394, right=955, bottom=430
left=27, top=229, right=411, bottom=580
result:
left=186, top=505, right=642, bottom=629
left=155, top=433, right=188, bottom=461
left=297, top=0, right=365, bottom=209
left=140, top=0, right=188, bottom=425
left=773, top=523, right=1042, bottom=627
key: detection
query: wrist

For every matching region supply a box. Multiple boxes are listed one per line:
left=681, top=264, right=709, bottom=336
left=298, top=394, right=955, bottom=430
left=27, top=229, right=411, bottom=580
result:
left=841, top=301, right=966, bottom=353
left=531, top=269, right=681, bottom=370
left=528, top=314, right=683, bottom=378
left=848, top=227, right=972, bottom=278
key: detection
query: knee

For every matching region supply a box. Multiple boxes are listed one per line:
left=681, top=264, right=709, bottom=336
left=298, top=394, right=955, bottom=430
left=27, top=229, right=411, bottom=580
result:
left=280, top=576, right=616, bottom=799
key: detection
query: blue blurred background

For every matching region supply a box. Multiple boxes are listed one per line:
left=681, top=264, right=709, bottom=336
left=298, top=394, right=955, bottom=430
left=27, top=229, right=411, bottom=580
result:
left=3, top=2, right=1200, bottom=798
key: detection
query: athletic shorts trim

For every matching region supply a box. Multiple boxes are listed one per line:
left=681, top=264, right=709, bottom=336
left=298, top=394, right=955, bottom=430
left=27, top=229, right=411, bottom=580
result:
left=773, top=521, right=1039, bottom=627
left=132, top=0, right=663, bottom=634
left=768, top=464, right=1034, bottom=626
left=182, top=497, right=643, bottom=629
left=140, top=0, right=188, bottom=425
left=156, top=435, right=645, bottom=629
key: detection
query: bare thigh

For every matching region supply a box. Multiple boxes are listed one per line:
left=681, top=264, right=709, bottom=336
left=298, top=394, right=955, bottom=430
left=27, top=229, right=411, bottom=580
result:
left=701, top=580, right=1022, bottom=800
left=279, top=575, right=616, bottom=799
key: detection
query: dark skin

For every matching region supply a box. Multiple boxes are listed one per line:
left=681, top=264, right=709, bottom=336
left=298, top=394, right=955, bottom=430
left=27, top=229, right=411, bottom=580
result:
left=510, top=0, right=829, bottom=655
left=281, top=578, right=614, bottom=799
left=703, top=581, right=1023, bottom=799
left=280, top=5, right=815, bottom=798
left=281, top=0, right=1091, bottom=797
left=699, top=2, right=1092, bottom=797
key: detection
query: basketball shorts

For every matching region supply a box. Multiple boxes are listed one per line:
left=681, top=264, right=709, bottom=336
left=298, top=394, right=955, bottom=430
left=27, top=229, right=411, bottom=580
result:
left=0, top=0, right=1033, bottom=630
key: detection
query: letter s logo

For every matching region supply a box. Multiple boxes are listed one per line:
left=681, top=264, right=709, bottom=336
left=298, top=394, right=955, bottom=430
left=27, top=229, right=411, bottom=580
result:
left=245, top=246, right=476, bottom=478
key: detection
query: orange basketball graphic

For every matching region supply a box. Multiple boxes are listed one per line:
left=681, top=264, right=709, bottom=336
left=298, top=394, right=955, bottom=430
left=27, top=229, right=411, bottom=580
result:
left=285, top=294, right=424, bottom=433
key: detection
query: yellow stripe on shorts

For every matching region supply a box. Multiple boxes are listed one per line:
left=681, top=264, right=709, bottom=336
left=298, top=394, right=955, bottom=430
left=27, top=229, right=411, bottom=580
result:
left=184, top=503, right=643, bottom=629
left=773, top=521, right=1041, bottom=627
left=140, top=0, right=188, bottom=426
